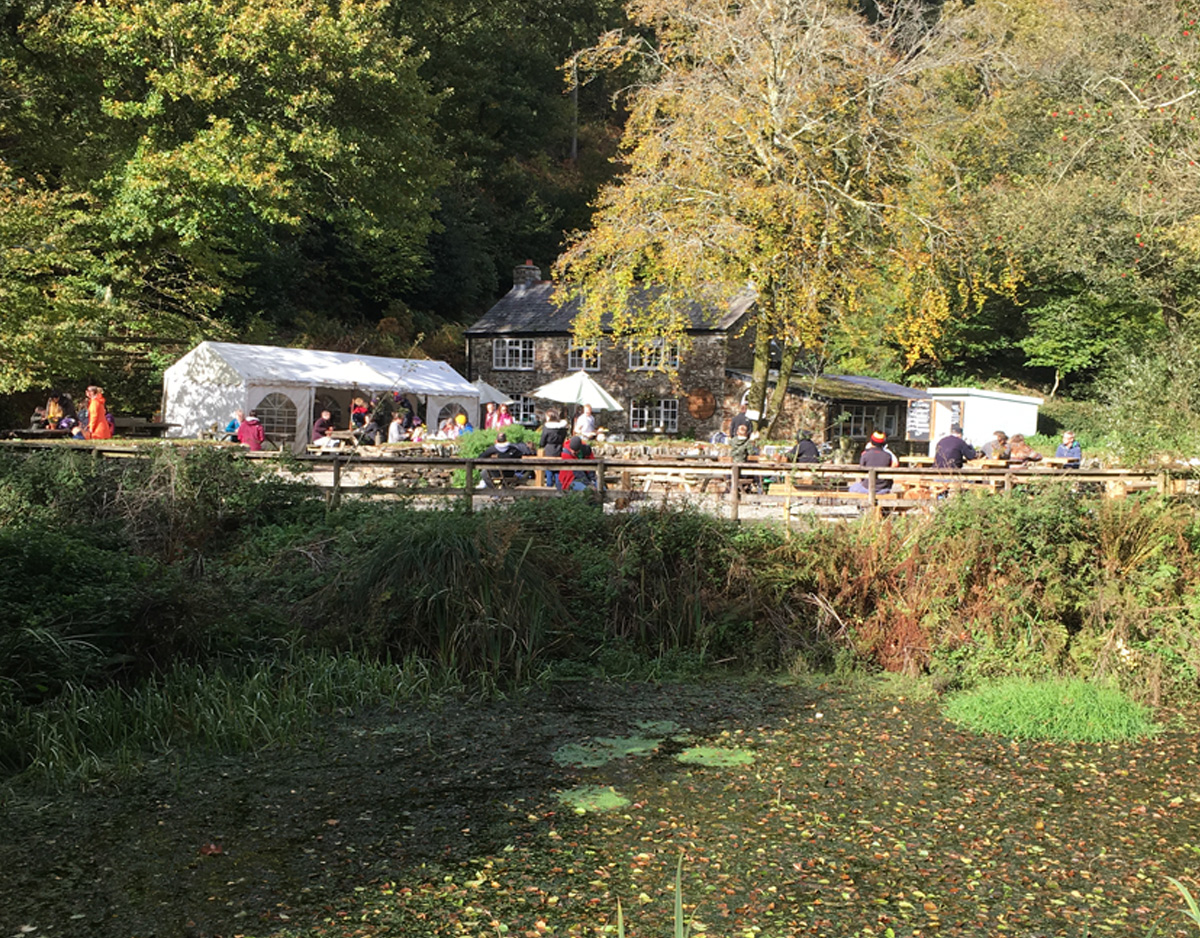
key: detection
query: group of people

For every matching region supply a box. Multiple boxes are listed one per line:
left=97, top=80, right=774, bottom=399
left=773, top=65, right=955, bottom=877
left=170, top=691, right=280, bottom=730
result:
left=933, top=426, right=1080, bottom=469
left=30, top=387, right=114, bottom=440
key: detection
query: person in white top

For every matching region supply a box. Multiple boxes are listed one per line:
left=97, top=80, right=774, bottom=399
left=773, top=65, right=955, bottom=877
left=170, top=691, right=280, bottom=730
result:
left=573, top=404, right=598, bottom=440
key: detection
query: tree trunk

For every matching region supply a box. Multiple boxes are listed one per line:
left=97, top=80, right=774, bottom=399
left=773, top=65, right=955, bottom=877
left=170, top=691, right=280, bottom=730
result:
left=763, top=344, right=803, bottom=438
left=748, top=327, right=772, bottom=427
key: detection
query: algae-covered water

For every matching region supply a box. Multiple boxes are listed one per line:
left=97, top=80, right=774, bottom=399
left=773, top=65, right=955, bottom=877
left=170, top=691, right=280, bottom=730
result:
left=2, top=678, right=1197, bottom=938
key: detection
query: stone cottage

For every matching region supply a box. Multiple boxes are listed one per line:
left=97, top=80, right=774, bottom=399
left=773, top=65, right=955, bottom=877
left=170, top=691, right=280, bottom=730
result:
left=464, top=261, right=758, bottom=438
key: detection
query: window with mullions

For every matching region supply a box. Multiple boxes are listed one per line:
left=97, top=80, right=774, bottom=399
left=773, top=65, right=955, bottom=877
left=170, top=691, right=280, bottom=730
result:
left=493, top=338, right=535, bottom=370
left=510, top=395, right=540, bottom=426
left=628, top=338, right=680, bottom=371
left=256, top=392, right=298, bottom=443
left=833, top=404, right=901, bottom=439
left=568, top=344, right=600, bottom=371
left=629, top=398, right=679, bottom=433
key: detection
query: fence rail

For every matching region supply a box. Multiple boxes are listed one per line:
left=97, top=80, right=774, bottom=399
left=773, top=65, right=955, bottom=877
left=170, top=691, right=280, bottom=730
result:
left=3, top=439, right=1188, bottom=521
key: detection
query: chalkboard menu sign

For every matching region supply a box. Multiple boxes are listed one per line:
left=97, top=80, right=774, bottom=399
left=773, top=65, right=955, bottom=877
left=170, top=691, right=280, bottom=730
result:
left=905, top=399, right=931, bottom=442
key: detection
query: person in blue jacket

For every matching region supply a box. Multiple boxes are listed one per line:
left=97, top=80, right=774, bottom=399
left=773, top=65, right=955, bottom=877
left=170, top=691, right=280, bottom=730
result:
left=1055, top=431, right=1082, bottom=467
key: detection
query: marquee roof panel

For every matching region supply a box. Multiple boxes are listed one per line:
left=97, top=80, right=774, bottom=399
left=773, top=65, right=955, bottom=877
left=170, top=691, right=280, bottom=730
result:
left=168, top=342, right=479, bottom=396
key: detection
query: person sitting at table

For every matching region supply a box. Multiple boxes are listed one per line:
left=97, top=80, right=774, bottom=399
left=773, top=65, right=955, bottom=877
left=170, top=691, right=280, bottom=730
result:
left=848, top=430, right=899, bottom=493
left=236, top=410, right=265, bottom=451
left=45, top=393, right=65, bottom=427
left=933, top=424, right=978, bottom=469
left=409, top=418, right=427, bottom=442
left=1055, top=430, right=1082, bottom=467
left=349, top=396, right=369, bottom=430
left=787, top=429, right=821, bottom=463
left=1007, top=433, right=1042, bottom=465
left=558, top=435, right=595, bottom=491
left=222, top=409, right=243, bottom=441
left=29, top=406, right=48, bottom=430
left=387, top=411, right=406, bottom=443
left=456, top=412, right=474, bottom=434
left=312, top=409, right=332, bottom=442
left=314, top=425, right=341, bottom=450
left=477, top=431, right=524, bottom=487
left=981, top=430, right=1010, bottom=460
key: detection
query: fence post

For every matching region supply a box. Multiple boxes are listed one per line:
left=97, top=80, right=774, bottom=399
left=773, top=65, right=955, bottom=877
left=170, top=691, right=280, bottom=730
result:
left=596, top=458, right=606, bottom=507
left=730, top=463, right=741, bottom=522
left=867, top=468, right=878, bottom=509
left=464, top=458, right=475, bottom=512
left=329, top=454, right=343, bottom=510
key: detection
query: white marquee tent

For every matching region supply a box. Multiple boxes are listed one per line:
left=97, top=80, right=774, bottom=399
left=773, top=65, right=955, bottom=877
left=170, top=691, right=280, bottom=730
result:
left=162, top=341, right=480, bottom=449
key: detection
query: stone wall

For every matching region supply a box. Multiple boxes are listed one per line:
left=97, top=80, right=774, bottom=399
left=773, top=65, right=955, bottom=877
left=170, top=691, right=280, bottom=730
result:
left=467, top=334, right=735, bottom=438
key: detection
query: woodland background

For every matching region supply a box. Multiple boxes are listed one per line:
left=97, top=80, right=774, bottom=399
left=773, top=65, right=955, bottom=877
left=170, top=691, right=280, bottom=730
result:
left=4, top=0, right=1200, bottom=453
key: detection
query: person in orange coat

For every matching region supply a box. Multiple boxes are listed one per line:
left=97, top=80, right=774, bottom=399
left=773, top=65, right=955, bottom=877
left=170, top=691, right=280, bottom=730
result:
left=85, top=386, right=113, bottom=440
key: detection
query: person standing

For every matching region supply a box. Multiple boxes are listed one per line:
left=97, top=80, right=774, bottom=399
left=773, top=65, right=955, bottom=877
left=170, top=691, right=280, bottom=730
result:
left=1055, top=431, right=1082, bottom=467
left=496, top=403, right=515, bottom=427
left=539, top=409, right=570, bottom=487
left=573, top=404, right=598, bottom=440
left=849, top=430, right=899, bottom=493
left=933, top=424, right=978, bottom=469
left=237, top=410, right=265, bottom=451
left=729, top=401, right=752, bottom=437
left=85, top=386, right=113, bottom=440
left=483, top=402, right=499, bottom=429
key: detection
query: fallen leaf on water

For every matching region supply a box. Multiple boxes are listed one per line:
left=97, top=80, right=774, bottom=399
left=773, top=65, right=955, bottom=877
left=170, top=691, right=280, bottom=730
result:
left=199, top=843, right=223, bottom=856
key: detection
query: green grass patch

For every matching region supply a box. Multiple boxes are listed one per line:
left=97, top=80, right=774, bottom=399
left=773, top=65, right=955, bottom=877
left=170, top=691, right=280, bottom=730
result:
left=552, top=735, right=662, bottom=768
left=943, top=677, right=1158, bottom=742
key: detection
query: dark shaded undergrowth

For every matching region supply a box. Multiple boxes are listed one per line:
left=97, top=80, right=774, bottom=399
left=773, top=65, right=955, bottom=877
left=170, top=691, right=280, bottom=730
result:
left=1, top=447, right=1199, bottom=783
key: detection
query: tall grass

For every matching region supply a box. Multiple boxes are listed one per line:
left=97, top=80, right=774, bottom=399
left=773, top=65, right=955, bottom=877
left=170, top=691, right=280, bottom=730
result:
left=1, top=652, right=460, bottom=788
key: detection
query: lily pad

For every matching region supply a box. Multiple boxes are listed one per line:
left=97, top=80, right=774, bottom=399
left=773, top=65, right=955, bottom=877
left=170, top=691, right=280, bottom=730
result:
left=556, top=785, right=631, bottom=813
left=676, top=745, right=755, bottom=767
left=635, top=719, right=682, bottom=735
left=552, top=735, right=662, bottom=767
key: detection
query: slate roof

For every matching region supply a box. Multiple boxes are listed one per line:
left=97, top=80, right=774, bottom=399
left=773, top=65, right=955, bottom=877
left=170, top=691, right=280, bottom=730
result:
left=727, top=369, right=926, bottom=403
left=465, top=283, right=756, bottom=337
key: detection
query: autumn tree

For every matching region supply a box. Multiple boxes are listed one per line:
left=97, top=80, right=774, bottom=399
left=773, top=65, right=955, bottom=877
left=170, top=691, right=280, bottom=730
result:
left=555, top=0, right=1019, bottom=433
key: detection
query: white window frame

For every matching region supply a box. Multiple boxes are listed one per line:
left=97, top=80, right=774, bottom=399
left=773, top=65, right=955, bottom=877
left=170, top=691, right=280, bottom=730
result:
left=628, top=338, right=680, bottom=371
left=492, top=338, right=535, bottom=371
left=629, top=398, right=679, bottom=433
left=833, top=404, right=901, bottom=440
left=256, top=392, right=298, bottom=443
left=510, top=395, right=540, bottom=427
left=568, top=343, right=600, bottom=371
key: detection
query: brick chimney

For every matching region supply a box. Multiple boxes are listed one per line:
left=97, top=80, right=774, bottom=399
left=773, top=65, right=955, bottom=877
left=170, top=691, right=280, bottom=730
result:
left=512, top=259, right=542, bottom=289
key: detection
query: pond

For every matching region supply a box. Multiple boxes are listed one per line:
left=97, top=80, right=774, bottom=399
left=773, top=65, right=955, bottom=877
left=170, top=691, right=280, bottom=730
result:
left=2, top=678, right=1197, bottom=937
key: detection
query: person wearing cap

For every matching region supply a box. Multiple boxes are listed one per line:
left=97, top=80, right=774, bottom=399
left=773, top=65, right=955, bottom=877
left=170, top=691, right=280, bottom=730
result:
left=849, top=430, right=898, bottom=493
left=557, top=435, right=594, bottom=491
left=934, top=424, right=979, bottom=469
left=456, top=412, right=474, bottom=434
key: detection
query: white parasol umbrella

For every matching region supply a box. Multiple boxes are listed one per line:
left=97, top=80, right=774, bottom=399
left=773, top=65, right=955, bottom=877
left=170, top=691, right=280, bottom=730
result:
left=472, top=378, right=514, bottom=405
left=530, top=371, right=622, bottom=410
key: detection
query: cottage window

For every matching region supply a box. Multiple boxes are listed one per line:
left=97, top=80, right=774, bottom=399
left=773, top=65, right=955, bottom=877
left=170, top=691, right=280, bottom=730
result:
left=568, top=343, right=600, bottom=371
left=510, top=395, right=540, bottom=426
left=628, top=338, right=679, bottom=371
left=256, top=392, right=298, bottom=443
left=833, top=404, right=901, bottom=440
left=493, top=338, right=535, bottom=371
left=629, top=398, right=679, bottom=433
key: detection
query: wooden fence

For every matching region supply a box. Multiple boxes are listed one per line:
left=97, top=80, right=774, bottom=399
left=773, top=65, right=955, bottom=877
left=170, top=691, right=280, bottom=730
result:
left=3, top=440, right=1188, bottom=522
